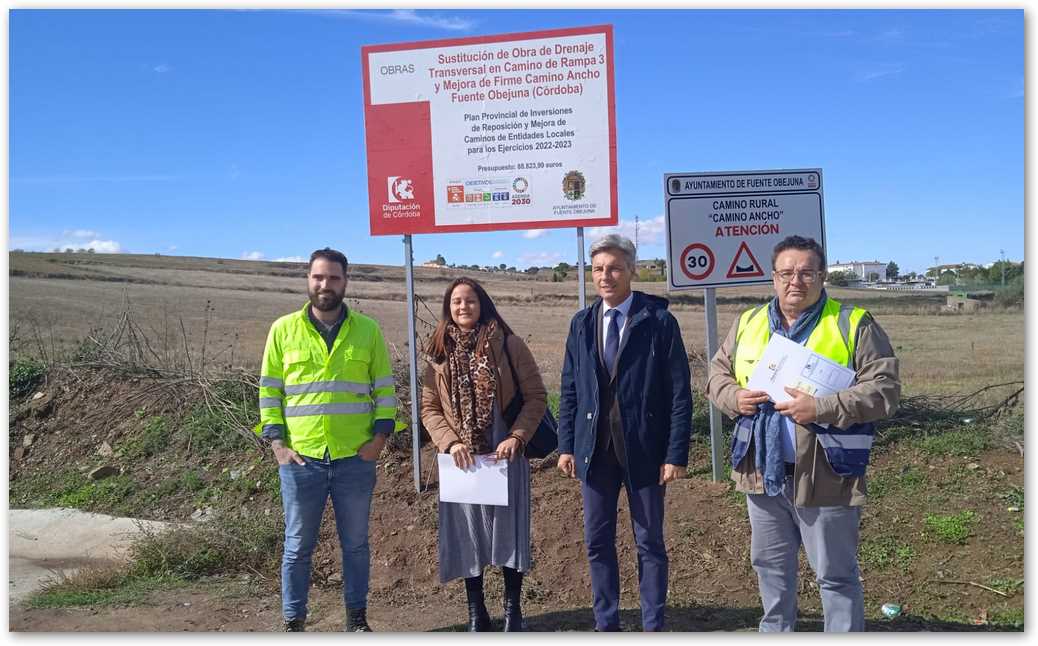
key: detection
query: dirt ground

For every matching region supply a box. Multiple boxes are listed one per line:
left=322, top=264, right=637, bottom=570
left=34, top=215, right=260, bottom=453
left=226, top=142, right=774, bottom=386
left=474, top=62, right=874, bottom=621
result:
left=9, top=428, right=1025, bottom=632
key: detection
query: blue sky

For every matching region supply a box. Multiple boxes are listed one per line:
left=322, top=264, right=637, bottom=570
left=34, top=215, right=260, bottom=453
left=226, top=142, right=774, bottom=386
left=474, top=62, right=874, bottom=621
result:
left=9, top=8, right=1023, bottom=275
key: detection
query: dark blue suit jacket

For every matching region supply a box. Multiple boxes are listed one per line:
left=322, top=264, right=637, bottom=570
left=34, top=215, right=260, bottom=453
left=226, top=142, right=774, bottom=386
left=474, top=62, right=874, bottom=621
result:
left=558, top=291, right=693, bottom=488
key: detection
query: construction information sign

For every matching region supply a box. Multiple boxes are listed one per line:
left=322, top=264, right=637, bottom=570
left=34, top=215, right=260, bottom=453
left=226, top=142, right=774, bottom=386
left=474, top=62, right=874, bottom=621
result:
left=363, top=25, right=617, bottom=235
left=664, top=169, right=825, bottom=290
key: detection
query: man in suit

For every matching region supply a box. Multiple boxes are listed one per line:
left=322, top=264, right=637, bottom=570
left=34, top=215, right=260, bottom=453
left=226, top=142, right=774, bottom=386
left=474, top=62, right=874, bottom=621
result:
left=557, top=234, right=693, bottom=632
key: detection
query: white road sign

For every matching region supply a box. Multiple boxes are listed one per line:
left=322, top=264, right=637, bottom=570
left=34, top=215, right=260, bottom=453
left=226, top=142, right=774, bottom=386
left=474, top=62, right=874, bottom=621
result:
left=665, top=169, right=825, bottom=290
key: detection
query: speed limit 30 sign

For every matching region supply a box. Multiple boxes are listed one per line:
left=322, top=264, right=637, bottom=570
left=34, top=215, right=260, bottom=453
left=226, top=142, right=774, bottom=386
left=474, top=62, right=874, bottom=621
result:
left=679, top=243, right=714, bottom=280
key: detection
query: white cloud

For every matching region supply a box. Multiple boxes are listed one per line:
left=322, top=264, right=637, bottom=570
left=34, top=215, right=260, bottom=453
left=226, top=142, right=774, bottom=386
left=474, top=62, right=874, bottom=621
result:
left=241, top=251, right=265, bottom=261
left=522, top=229, right=548, bottom=239
left=491, top=250, right=504, bottom=259
left=587, top=215, right=667, bottom=247
left=167, top=245, right=178, bottom=252
left=85, top=239, right=122, bottom=253
left=856, top=63, right=905, bottom=82
left=516, top=251, right=561, bottom=268
left=308, top=9, right=474, bottom=32
left=10, top=231, right=122, bottom=253
left=153, top=64, right=173, bottom=73
left=64, top=229, right=99, bottom=239
left=273, top=256, right=307, bottom=263
left=386, top=9, right=474, bottom=31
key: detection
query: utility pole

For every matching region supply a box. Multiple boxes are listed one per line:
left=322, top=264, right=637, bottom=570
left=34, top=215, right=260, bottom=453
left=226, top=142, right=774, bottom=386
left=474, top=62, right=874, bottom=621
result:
left=634, top=215, right=640, bottom=251
left=1000, top=249, right=1006, bottom=287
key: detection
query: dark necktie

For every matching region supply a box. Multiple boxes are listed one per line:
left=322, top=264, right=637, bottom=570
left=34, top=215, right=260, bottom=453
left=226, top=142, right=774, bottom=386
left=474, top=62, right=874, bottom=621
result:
left=604, top=309, right=620, bottom=372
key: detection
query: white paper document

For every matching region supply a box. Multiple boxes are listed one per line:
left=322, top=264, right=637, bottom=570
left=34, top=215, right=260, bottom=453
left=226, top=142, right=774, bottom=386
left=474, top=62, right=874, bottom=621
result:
left=746, top=334, right=856, bottom=416
left=437, top=454, right=509, bottom=506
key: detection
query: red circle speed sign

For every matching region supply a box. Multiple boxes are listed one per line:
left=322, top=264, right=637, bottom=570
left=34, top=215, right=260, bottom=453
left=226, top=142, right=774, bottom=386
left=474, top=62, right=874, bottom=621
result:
left=680, top=243, right=715, bottom=280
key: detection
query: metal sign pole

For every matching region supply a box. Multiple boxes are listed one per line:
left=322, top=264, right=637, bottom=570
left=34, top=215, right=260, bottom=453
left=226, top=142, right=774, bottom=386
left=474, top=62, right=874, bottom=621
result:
left=577, top=227, right=586, bottom=310
left=704, top=287, right=723, bottom=481
left=403, top=234, right=421, bottom=493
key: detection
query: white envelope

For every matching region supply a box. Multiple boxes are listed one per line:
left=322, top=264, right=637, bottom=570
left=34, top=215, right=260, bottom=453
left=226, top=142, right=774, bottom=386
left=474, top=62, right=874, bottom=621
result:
left=437, top=454, right=509, bottom=506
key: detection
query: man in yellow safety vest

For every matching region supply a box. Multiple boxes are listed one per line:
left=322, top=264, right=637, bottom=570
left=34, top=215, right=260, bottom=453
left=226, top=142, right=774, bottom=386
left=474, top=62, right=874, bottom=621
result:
left=707, top=235, right=900, bottom=632
left=257, top=248, right=397, bottom=632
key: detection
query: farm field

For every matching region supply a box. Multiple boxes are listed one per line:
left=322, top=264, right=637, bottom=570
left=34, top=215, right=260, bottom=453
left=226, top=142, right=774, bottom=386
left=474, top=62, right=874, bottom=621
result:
left=8, top=252, right=1024, bottom=631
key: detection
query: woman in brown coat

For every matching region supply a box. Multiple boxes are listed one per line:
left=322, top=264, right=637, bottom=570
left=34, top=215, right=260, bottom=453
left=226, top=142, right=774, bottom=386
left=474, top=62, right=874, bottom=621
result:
left=421, top=277, right=547, bottom=631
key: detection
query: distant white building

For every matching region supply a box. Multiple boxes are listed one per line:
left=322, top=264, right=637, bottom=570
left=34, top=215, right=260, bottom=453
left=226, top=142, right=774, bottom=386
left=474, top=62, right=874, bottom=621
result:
left=828, top=260, right=887, bottom=281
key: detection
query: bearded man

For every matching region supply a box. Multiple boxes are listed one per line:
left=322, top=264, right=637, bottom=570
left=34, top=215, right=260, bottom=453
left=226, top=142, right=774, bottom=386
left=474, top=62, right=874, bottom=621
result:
left=257, top=247, right=397, bottom=632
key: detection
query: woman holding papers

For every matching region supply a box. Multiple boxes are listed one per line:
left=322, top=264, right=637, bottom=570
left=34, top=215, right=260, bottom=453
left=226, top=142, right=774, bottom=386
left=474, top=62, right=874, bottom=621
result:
left=420, top=277, right=547, bottom=632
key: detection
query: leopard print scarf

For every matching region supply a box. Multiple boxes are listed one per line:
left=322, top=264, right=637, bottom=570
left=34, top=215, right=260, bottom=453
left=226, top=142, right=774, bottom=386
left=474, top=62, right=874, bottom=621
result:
left=446, top=319, right=497, bottom=454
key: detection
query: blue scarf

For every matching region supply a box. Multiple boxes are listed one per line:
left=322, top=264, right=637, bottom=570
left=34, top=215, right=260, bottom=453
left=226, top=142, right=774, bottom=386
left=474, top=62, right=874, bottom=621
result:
left=752, top=290, right=828, bottom=496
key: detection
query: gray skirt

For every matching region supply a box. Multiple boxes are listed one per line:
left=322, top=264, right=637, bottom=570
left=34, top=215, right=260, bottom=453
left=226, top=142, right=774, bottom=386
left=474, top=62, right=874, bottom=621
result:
left=438, top=405, right=531, bottom=583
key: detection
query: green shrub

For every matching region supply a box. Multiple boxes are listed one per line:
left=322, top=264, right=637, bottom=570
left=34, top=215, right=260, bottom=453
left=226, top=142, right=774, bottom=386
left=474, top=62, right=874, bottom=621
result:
left=56, top=475, right=135, bottom=511
left=28, top=565, right=181, bottom=609
left=128, top=512, right=282, bottom=581
left=121, top=416, right=171, bottom=460
left=859, top=536, right=916, bottom=573
left=987, top=577, right=1023, bottom=596
left=924, top=510, right=976, bottom=544
left=988, top=607, right=1024, bottom=629
left=10, top=358, right=45, bottom=398
left=868, top=466, right=926, bottom=499
left=914, top=429, right=989, bottom=457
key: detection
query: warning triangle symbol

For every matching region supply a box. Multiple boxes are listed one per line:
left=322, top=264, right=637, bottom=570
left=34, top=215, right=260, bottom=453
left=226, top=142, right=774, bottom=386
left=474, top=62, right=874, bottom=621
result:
left=726, top=242, right=765, bottom=278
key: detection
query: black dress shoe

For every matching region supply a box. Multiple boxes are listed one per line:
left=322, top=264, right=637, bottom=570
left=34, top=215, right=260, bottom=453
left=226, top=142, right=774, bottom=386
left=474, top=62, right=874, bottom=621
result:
left=467, top=601, right=492, bottom=632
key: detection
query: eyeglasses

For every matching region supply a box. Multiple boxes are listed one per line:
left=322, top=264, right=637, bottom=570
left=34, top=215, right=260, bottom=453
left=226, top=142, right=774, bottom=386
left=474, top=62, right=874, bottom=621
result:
left=773, top=270, right=822, bottom=285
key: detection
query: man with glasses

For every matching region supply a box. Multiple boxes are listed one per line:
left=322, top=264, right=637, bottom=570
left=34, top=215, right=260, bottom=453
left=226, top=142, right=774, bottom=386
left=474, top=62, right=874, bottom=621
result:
left=706, top=235, right=900, bottom=631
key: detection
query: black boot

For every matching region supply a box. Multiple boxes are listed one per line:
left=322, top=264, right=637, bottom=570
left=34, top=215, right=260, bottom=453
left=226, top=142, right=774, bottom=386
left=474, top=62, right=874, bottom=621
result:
left=464, top=573, right=491, bottom=631
left=346, top=607, right=372, bottom=632
left=502, top=567, right=524, bottom=632
left=467, top=601, right=492, bottom=632
left=503, top=587, right=524, bottom=631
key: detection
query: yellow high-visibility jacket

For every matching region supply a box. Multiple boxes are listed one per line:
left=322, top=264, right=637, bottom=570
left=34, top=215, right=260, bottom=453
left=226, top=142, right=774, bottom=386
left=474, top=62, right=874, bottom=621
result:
left=257, top=302, right=397, bottom=459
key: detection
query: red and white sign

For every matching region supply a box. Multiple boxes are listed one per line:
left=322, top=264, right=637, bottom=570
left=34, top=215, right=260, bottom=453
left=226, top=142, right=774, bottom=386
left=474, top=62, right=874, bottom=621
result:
left=664, top=169, right=825, bottom=290
left=726, top=241, right=764, bottom=278
left=362, top=25, right=618, bottom=235
left=680, top=243, right=715, bottom=280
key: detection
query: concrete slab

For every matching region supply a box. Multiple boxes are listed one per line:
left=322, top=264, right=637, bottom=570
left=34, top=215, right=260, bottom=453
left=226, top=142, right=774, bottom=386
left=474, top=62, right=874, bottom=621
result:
left=8, top=508, right=173, bottom=603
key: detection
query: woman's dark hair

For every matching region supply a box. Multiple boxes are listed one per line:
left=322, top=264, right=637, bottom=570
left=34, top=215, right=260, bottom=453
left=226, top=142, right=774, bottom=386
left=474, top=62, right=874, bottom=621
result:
left=425, top=277, right=514, bottom=362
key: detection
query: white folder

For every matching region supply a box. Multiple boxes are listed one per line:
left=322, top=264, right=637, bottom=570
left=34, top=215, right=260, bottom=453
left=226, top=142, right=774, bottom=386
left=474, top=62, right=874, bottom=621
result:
left=437, top=454, right=509, bottom=506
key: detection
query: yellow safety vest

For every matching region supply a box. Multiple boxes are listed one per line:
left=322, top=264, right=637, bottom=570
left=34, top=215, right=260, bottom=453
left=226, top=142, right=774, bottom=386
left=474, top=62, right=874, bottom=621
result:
left=733, top=296, right=867, bottom=387
left=257, top=302, right=397, bottom=459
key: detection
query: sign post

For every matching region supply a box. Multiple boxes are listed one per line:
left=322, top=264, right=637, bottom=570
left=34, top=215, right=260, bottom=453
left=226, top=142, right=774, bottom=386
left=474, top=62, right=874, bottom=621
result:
left=363, top=26, right=618, bottom=491
left=403, top=235, right=421, bottom=493
left=664, top=169, right=825, bottom=481
left=577, top=227, right=586, bottom=309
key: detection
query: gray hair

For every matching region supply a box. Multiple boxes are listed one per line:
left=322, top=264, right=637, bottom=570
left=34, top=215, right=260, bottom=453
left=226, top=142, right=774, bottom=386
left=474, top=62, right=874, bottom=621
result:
left=589, top=234, right=637, bottom=270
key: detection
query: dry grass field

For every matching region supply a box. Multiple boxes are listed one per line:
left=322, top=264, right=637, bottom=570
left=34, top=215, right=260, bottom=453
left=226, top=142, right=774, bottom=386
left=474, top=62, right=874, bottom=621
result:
left=10, top=251, right=1023, bottom=400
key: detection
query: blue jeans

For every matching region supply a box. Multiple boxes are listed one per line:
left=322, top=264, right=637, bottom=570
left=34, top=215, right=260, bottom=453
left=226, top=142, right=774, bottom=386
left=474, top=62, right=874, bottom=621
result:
left=279, top=454, right=377, bottom=621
